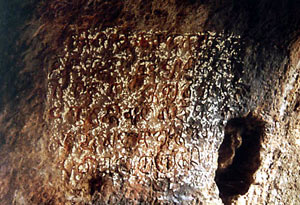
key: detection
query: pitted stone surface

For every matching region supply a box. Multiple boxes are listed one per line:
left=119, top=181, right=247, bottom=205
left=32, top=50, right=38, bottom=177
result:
left=46, top=26, right=245, bottom=203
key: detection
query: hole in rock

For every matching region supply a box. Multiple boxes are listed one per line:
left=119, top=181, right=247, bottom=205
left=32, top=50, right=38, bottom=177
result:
left=215, top=113, right=265, bottom=205
left=89, top=172, right=114, bottom=201
left=89, top=175, right=105, bottom=196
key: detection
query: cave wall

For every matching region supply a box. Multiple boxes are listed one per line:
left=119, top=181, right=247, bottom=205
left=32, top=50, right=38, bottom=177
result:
left=0, top=0, right=299, bottom=204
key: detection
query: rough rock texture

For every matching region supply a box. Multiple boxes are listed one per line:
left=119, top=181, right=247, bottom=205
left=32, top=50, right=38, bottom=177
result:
left=0, top=0, right=299, bottom=204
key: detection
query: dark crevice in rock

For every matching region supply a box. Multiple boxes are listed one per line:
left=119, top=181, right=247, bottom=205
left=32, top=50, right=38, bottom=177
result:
left=215, top=113, right=265, bottom=205
left=89, top=175, right=105, bottom=196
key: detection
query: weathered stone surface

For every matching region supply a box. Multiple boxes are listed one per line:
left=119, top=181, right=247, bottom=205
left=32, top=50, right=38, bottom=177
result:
left=0, top=0, right=299, bottom=204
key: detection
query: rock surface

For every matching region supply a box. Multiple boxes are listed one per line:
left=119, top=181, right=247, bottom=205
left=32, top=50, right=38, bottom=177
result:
left=0, top=0, right=299, bottom=204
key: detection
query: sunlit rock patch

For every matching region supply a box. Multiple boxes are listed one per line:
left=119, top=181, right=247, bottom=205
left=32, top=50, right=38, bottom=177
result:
left=46, top=26, right=245, bottom=203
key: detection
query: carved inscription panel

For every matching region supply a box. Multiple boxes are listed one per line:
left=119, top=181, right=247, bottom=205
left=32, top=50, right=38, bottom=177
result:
left=47, top=27, right=243, bottom=203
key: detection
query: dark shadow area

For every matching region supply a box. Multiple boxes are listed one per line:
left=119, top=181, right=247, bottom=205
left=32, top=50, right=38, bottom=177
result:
left=0, top=0, right=38, bottom=106
left=205, top=0, right=300, bottom=116
left=0, top=0, right=41, bottom=150
left=89, top=174, right=106, bottom=196
left=215, top=113, right=265, bottom=205
left=205, top=0, right=300, bottom=47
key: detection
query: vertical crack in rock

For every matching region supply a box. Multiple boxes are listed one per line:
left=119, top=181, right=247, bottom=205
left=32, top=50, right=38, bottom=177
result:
left=215, top=113, right=265, bottom=205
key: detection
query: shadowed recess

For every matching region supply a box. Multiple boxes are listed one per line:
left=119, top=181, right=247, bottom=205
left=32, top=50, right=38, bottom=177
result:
left=215, top=113, right=265, bottom=205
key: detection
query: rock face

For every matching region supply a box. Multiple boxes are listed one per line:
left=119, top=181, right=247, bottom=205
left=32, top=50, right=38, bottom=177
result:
left=0, top=0, right=299, bottom=204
